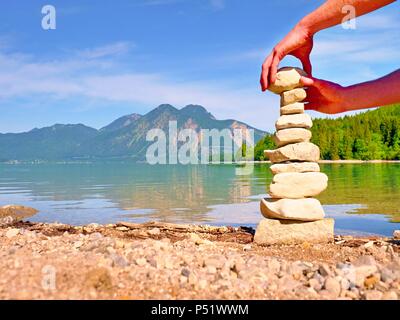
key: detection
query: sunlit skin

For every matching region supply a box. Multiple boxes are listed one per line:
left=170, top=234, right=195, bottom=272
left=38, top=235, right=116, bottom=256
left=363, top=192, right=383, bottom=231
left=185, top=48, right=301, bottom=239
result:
left=260, top=0, right=399, bottom=114
left=301, top=71, right=400, bottom=114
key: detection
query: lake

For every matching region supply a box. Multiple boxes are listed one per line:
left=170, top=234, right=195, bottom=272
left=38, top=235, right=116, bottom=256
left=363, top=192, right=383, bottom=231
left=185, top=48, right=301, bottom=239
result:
left=0, top=162, right=399, bottom=236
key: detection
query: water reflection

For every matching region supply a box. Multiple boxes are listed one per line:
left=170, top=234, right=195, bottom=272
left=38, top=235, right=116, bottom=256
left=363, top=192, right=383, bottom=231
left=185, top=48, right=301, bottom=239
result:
left=0, top=162, right=399, bottom=235
left=319, top=163, right=400, bottom=222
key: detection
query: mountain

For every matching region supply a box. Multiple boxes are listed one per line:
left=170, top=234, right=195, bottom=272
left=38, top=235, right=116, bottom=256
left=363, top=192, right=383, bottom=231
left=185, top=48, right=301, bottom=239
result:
left=0, top=104, right=266, bottom=161
left=254, top=104, right=400, bottom=161
left=100, top=113, right=142, bottom=132
left=0, top=124, right=98, bottom=161
left=75, top=104, right=266, bottom=159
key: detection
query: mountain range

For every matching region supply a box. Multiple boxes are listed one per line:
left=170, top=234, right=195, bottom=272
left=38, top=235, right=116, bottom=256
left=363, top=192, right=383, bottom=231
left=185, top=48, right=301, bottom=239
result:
left=0, top=104, right=266, bottom=161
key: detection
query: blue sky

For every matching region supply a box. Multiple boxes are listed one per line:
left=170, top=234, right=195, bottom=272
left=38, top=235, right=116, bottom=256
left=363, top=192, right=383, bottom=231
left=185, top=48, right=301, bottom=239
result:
left=0, top=0, right=399, bottom=133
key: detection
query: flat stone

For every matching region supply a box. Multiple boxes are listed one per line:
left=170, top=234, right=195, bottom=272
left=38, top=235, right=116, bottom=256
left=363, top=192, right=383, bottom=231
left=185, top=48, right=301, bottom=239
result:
left=254, top=218, right=334, bottom=245
left=260, top=198, right=325, bottom=221
left=281, top=102, right=305, bottom=115
left=270, top=162, right=320, bottom=174
left=268, top=67, right=307, bottom=94
left=281, top=88, right=307, bottom=106
left=393, top=230, right=400, bottom=239
left=265, top=142, right=320, bottom=163
left=269, top=172, right=328, bottom=199
left=0, top=205, right=38, bottom=220
left=275, top=114, right=312, bottom=130
left=274, top=128, right=312, bottom=146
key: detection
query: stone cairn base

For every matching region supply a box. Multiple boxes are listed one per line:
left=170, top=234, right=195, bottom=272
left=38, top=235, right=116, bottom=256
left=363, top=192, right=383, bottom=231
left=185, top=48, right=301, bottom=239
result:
left=254, top=67, right=334, bottom=245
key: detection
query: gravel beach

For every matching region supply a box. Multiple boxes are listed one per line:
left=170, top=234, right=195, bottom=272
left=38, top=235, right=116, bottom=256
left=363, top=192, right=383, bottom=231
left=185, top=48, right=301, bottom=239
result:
left=0, top=221, right=399, bottom=300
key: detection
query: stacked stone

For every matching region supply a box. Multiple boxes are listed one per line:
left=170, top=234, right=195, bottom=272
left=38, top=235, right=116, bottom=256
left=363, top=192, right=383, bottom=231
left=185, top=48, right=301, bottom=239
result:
left=254, top=67, right=334, bottom=245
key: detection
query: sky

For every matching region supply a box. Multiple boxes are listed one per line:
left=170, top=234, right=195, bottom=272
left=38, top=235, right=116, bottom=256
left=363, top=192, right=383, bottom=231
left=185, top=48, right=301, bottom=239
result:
left=0, top=0, right=399, bottom=133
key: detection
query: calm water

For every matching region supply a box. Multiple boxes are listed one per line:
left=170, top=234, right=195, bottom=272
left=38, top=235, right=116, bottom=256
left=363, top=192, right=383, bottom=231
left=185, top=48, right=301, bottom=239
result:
left=0, top=162, right=399, bottom=236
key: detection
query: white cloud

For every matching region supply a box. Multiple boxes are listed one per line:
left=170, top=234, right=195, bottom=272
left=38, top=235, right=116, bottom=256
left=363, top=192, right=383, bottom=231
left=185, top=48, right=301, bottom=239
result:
left=356, top=12, right=400, bottom=30
left=312, top=33, right=400, bottom=63
left=77, top=42, right=134, bottom=59
left=0, top=44, right=277, bottom=132
left=210, top=0, right=225, bottom=10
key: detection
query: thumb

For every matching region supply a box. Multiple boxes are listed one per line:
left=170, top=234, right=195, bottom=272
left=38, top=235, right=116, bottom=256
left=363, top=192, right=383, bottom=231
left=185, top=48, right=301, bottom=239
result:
left=300, top=76, right=323, bottom=89
left=300, top=76, right=314, bottom=87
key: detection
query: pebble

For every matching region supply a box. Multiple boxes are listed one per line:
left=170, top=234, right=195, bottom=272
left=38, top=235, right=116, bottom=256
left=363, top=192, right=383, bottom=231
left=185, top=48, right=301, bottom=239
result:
left=5, top=228, right=20, bottom=238
left=364, top=290, right=383, bottom=300
left=308, top=278, right=322, bottom=291
left=279, top=275, right=300, bottom=292
left=188, top=233, right=213, bottom=245
left=198, top=279, right=208, bottom=290
left=90, top=232, right=103, bottom=240
left=324, top=277, right=341, bottom=297
left=319, top=264, right=332, bottom=277
left=73, top=241, right=84, bottom=249
left=206, top=266, right=217, bottom=274
left=116, top=226, right=129, bottom=232
left=364, top=274, right=379, bottom=289
left=354, top=265, right=378, bottom=287
left=354, top=255, right=377, bottom=266
left=111, top=254, right=129, bottom=268
left=115, top=240, right=125, bottom=249
left=340, top=277, right=351, bottom=291
left=84, top=267, right=113, bottom=291
left=364, top=241, right=374, bottom=249
left=380, top=267, right=395, bottom=283
left=0, top=220, right=399, bottom=300
left=382, top=291, right=398, bottom=300
left=313, top=272, right=325, bottom=285
left=375, top=281, right=389, bottom=291
left=181, top=268, right=191, bottom=277
left=135, top=258, right=147, bottom=266
left=148, top=228, right=161, bottom=236
left=203, top=256, right=225, bottom=269
left=243, top=244, right=252, bottom=251
left=345, top=290, right=359, bottom=300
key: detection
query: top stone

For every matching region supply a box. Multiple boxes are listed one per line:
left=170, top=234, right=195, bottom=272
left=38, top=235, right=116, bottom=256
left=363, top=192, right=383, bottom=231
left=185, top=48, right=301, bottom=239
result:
left=268, top=67, right=307, bottom=94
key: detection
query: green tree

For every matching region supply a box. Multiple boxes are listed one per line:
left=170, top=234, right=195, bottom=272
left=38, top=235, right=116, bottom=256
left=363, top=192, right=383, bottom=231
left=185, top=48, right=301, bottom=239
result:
left=257, top=104, right=400, bottom=161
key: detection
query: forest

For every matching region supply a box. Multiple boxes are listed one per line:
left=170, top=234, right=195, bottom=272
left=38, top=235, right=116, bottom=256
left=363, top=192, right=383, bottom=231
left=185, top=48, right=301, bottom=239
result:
left=254, top=104, right=400, bottom=161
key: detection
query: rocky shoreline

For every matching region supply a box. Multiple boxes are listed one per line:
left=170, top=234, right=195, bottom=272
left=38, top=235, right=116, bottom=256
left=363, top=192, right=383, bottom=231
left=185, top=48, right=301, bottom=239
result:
left=0, top=220, right=399, bottom=300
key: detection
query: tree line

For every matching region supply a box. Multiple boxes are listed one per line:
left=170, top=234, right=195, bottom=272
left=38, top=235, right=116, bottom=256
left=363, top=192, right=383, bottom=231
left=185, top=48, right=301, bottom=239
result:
left=254, top=104, right=400, bottom=161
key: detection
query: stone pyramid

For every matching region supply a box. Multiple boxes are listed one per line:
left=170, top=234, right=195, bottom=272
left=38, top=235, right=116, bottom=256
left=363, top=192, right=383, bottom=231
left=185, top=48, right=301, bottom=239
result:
left=254, top=67, right=334, bottom=245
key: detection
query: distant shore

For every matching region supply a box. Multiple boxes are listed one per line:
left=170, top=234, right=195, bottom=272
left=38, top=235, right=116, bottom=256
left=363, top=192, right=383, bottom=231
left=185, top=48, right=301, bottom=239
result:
left=236, top=160, right=400, bottom=165
left=319, top=160, right=400, bottom=164
left=2, top=159, right=400, bottom=165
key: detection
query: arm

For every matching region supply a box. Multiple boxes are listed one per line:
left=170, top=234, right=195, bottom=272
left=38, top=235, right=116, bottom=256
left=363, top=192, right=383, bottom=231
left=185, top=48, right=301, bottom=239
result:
left=300, top=0, right=396, bottom=34
left=260, top=0, right=396, bottom=91
left=301, top=70, right=400, bottom=114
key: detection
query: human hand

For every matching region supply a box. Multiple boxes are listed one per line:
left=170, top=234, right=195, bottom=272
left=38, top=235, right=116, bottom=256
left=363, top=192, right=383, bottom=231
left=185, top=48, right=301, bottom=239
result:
left=260, top=24, right=314, bottom=91
left=301, top=76, right=348, bottom=114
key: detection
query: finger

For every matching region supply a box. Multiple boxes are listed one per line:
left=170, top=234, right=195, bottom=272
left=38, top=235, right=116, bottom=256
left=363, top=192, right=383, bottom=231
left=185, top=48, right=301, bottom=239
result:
left=269, top=54, right=281, bottom=85
left=300, top=55, right=312, bottom=76
left=260, top=54, right=273, bottom=91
